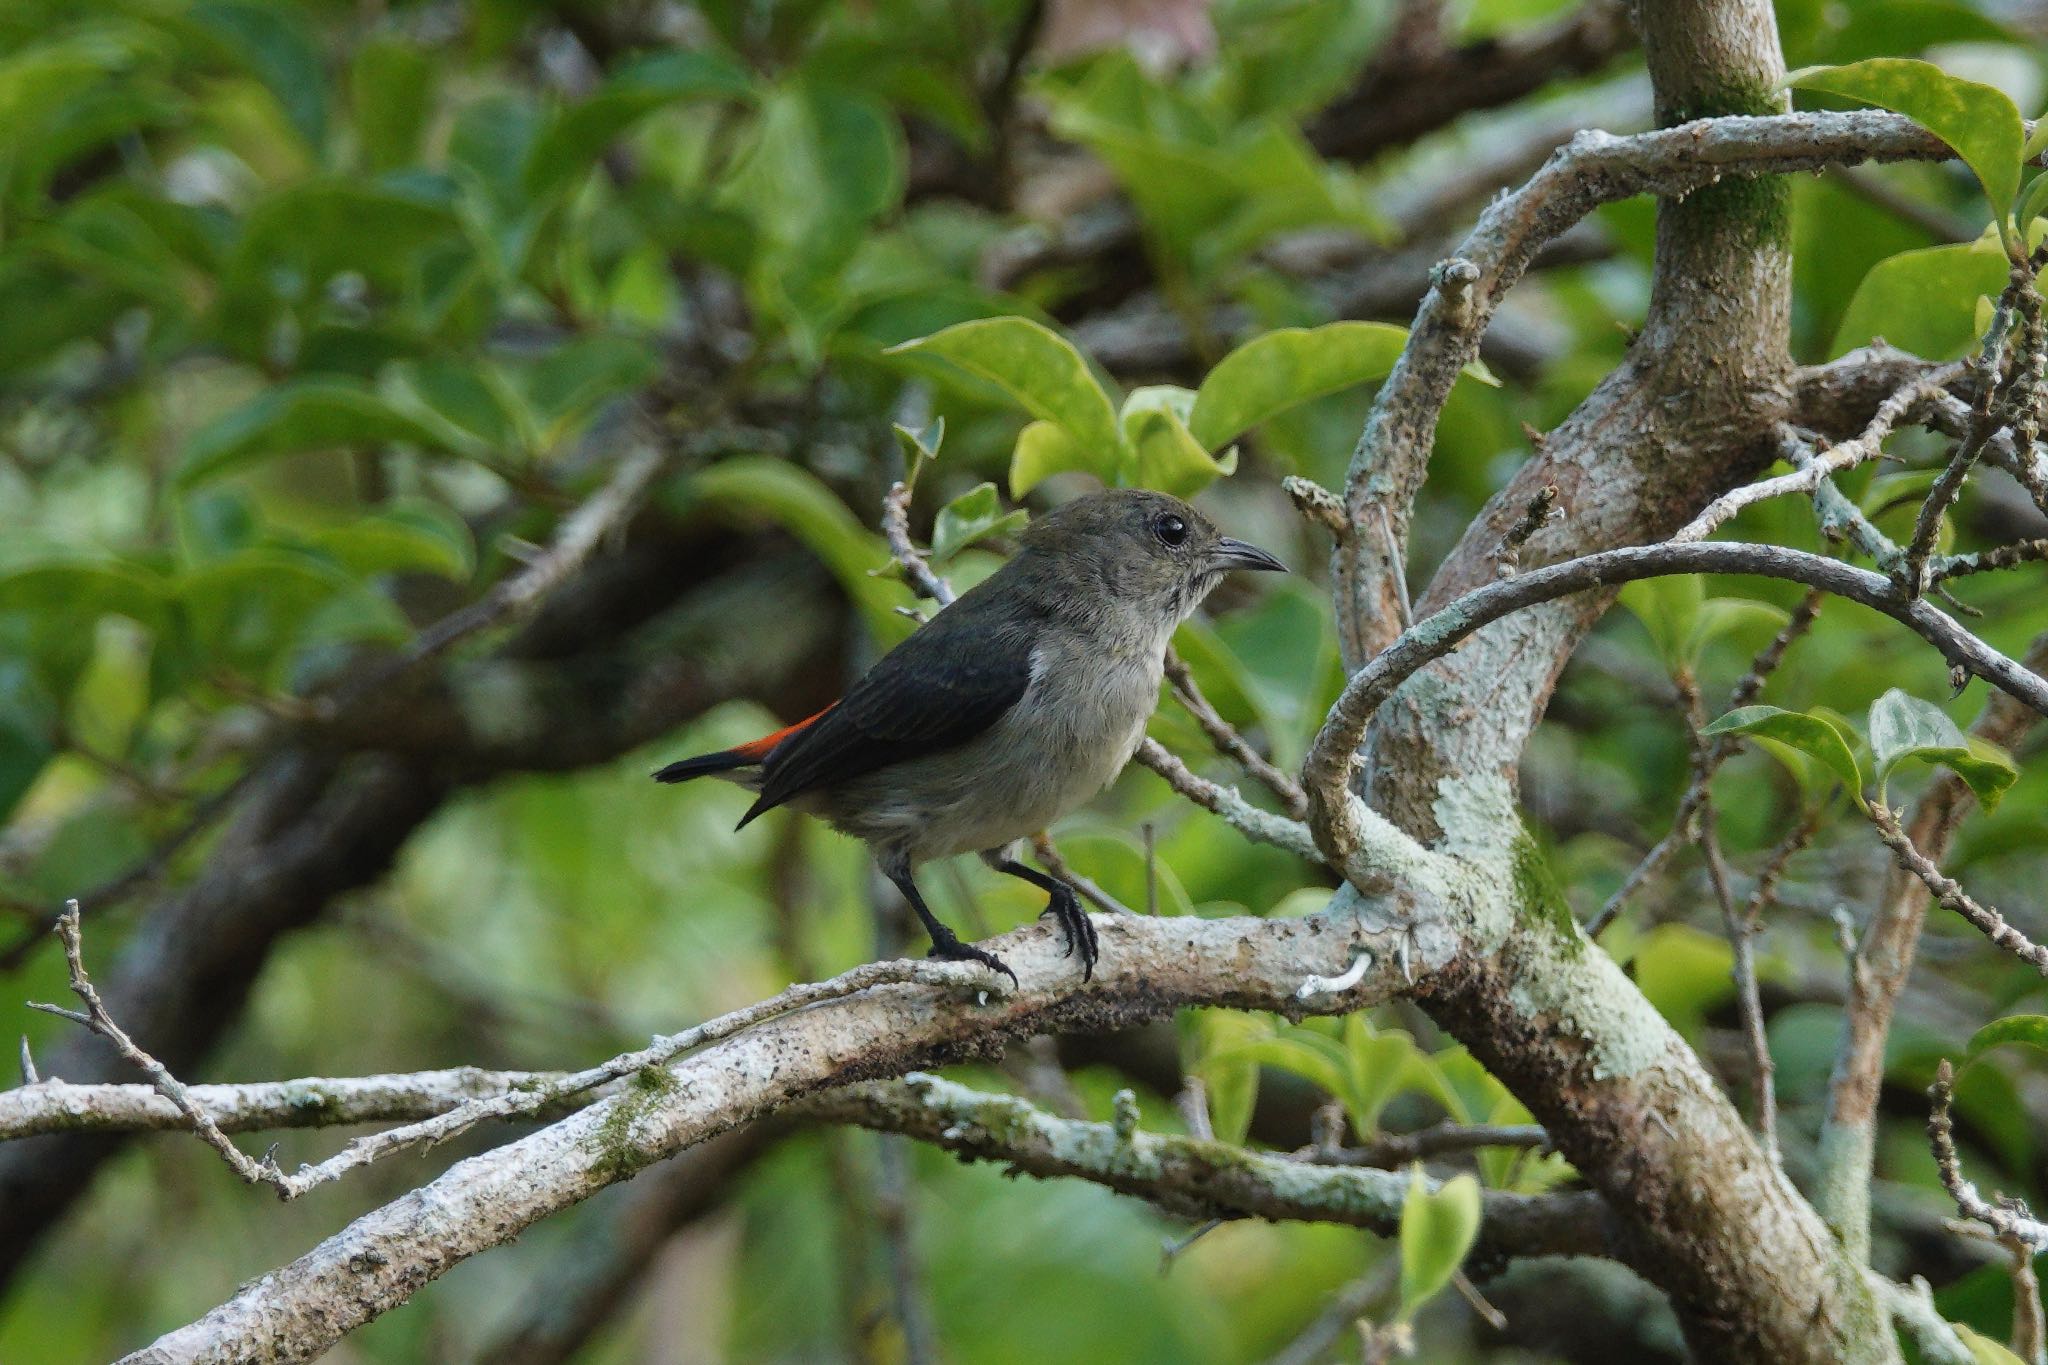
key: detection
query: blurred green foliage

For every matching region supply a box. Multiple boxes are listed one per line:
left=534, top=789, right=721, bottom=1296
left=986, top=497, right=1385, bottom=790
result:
left=1, top=0, right=2047, bottom=1360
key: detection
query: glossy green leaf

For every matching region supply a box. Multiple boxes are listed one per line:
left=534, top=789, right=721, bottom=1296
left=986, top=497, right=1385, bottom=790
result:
left=1702, top=705, right=1865, bottom=805
left=1121, top=385, right=1234, bottom=496
left=1830, top=235, right=2010, bottom=360
left=893, top=418, right=945, bottom=470
left=888, top=317, right=1122, bottom=456
left=179, top=381, right=460, bottom=486
left=1964, top=1014, right=2048, bottom=1066
left=1788, top=59, right=2023, bottom=220
left=929, top=483, right=1027, bottom=564
left=1008, top=421, right=1099, bottom=497
left=1187, top=321, right=1408, bottom=450
left=1868, top=687, right=2019, bottom=810
left=1398, top=1168, right=1480, bottom=1322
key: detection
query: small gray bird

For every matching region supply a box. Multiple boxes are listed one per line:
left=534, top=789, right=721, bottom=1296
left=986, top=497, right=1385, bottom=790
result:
left=653, top=489, right=1285, bottom=983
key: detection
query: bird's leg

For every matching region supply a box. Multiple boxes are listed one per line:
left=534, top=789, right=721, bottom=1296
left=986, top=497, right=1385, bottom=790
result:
left=982, top=851, right=1097, bottom=982
left=883, top=861, right=1018, bottom=988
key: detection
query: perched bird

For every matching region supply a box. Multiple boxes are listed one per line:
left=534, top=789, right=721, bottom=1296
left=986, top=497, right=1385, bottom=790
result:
left=654, top=488, right=1285, bottom=983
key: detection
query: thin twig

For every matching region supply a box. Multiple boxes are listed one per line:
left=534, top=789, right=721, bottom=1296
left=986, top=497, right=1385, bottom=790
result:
left=314, top=444, right=671, bottom=719
left=27, top=902, right=282, bottom=1187
left=263, top=956, right=1007, bottom=1199
left=1494, top=483, right=1559, bottom=577
left=1029, top=834, right=1136, bottom=917
left=1674, top=369, right=1960, bottom=543
left=1135, top=739, right=1322, bottom=863
left=882, top=480, right=956, bottom=607
left=1162, top=650, right=1310, bottom=819
left=1302, top=1122, right=1550, bottom=1169
left=1588, top=590, right=1821, bottom=937
left=1866, top=805, right=2048, bottom=976
left=1928, top=1059, right=2048, bottom=1250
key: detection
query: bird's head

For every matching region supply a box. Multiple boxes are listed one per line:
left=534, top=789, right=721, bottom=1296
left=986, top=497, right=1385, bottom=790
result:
left=1020, top=489, right=1286, bottom=621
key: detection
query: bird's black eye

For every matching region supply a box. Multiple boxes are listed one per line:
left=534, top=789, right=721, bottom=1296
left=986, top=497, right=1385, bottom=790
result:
left=1154, top=513, right=1189, bottom=548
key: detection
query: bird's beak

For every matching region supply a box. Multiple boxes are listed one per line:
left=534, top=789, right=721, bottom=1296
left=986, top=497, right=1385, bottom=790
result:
left=1209, top=537, right=1287, bottom=574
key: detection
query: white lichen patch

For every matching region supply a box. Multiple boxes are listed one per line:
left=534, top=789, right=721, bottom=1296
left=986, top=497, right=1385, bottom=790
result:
left=1508, top=928, right=1673, bottom=1081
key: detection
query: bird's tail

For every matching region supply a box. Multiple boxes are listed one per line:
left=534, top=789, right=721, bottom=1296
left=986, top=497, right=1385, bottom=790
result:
left=651, top=705, right=834, bottom=785
left=651, top=749, right=758, bottom=783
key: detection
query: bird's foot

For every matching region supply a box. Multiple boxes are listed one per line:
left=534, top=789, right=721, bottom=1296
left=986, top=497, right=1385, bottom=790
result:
left=926, top=931, right=1019, bottom=990
left=1038, top=884, right=1099, bottom=982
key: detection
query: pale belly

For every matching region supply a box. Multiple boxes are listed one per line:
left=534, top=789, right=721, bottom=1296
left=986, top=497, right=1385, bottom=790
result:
left=810, top=646, right=1162, bottom=865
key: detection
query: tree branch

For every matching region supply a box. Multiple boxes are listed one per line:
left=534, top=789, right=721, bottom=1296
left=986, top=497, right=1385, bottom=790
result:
left=807, top=1073, right=1611, bottom=1262
left=122, top=908, right=1417, bottom=1362
left=1305, top=539, right=2048, bottom=861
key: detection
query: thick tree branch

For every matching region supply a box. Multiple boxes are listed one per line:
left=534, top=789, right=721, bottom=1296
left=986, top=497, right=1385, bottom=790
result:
left=123, top=908, right=1417, bottom=1362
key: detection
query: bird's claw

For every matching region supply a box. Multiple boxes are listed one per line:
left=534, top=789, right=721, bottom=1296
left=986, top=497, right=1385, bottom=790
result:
left=1037, top=885, right=1098, bottom=982
left=927, top=934, right=1019, bottom=990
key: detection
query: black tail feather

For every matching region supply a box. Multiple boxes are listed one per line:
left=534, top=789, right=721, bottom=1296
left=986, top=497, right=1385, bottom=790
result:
left=652, top=750, right=755, bottom=784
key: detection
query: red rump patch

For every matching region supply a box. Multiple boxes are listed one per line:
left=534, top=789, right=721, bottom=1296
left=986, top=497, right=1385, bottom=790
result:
left=730, top=704, right=834, bottom=762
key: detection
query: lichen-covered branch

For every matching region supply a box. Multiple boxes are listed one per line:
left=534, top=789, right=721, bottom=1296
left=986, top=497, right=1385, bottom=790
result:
left=0, top=1067, right=577, bottom=1141
left=807, top=1073, right=1611, bottom=1262
left=122, top=908, right=1416, bottom=1363
left=1305, top=539, right=2048, bottom=861
left=1334, top=106, right=1968, bottom=664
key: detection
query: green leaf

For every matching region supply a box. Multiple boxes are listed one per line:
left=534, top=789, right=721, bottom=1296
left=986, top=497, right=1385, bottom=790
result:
left=2026, top=113, right=2048, bottom=166
left=525, top=50, right=751, bottom=198
left=178, top=380, right=461, bottom=486
left=1788, top=59, right=2023, bottom=222
left=308, top=502, right=475, bottom=581
left=893, top=418, right=945, bottom=469
left=1120, top=385, right=1235, bottom=497
left=0, top=559, right=167, bottom=634
left=1008, top=421, right=1098, bottom=498
left=1868, top=687, right=2020, bottom=810
left=1702, top=705, right=1865, bottom=806
left=1687, top=599, right=1790, bottom=662
left=1398, top=1168, right=1481, bottom=1322
left=1187, top=321, right=1409, bottom=450
left=1617, top=574, right=1704, bottom=669
left=188, top=1, right=329, bottom=150
left=1964, top=1014, right=2048, bottom=1066
left=350, top=37, right=433, bottom=172
left=685, top=457, right=903, bottom=634
left=888, top=317, right=1122, bottom=456
left=515, top=335, right=658, bottom=440
left=2018, top=171, right=2048, bottom=236
left=1955, top=1325, right=2028, bottom=1365
left=1831, top=235, right=2010, bottom=360
left=929, top=483, right=1027, bottom=564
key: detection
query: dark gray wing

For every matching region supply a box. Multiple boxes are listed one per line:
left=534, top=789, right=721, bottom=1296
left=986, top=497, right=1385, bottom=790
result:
left=737, top=606, right=1034, bottom=826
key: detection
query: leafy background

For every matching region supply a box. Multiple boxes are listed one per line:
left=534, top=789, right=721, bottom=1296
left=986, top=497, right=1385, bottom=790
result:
left=1, top=0, right=2047, bottom=1360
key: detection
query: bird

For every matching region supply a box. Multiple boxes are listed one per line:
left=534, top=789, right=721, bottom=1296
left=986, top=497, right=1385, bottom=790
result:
left=653, top=488, right=1286, bottom=984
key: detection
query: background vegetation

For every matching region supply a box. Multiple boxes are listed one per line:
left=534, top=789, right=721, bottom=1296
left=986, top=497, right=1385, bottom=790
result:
left=2, top=0, right=2046, bottom=1360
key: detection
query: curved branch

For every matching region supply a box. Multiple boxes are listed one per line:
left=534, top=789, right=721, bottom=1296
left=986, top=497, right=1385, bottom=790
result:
left=123, top=909, right=1414, bottom=1363
left=1335, top=107, right=1970, bottom=663
left=1305, top=541, right=2048, bottom=857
